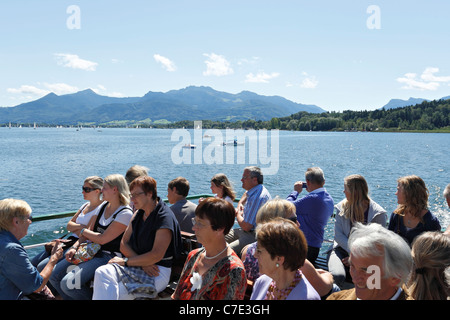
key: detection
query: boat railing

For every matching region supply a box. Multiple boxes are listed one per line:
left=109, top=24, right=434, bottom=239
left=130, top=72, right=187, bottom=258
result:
left=24, top=194, right=219, bottom=250
left=25, top=193, right=337, bottom=252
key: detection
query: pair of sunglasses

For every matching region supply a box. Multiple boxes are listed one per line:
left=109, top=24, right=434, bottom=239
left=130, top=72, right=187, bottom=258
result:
left=82, top=186, right=98, bottom=193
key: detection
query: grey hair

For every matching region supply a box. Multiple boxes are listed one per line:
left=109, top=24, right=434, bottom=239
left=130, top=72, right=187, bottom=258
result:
left=305, top=167, right=325, bottom=186
left=245, top=166, right=263, bottom=184
left=348, top=223, right=412, bottom=286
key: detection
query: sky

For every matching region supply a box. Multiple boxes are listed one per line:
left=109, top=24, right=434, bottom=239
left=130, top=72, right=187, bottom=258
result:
left=1, top=0, right=450, bottom=112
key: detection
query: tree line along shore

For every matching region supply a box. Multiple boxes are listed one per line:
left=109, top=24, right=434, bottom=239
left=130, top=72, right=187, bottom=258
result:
left=2, top=98, right=449, bottom=132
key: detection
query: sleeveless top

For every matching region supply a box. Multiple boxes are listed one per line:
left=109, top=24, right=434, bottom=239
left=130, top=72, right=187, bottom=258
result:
left=93, top=202, right=133, bottom=253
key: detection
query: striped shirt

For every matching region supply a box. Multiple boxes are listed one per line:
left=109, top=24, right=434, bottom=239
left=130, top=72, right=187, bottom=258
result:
left=243, top=184, right=272, bottom=228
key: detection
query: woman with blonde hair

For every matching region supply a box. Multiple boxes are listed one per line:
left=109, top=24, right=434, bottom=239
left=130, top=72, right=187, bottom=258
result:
left=0, top=199, right=63, bottom=299
left=327, top=174, right=387, bottom=288
left=50, top=174, right=133, bottom=300
left=408, top=231, right=450, bottom=300
left=388, top=175, right=441, bottom=245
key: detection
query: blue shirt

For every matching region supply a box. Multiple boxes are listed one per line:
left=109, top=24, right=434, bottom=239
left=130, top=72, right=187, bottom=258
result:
left=287, top=188, right=334, bottom=248
left=244, top=184, right=272, bottom=228
left=0, top=230, right=43, bottom=300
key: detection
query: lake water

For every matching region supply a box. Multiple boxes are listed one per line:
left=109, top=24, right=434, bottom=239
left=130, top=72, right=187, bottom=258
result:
left=1, top=127, right=449, bottom=256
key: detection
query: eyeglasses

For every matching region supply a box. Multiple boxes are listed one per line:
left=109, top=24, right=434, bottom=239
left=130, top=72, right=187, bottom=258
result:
left=191, top=217, right=214, bottom=229
left=130, top=191, right=145, bottom=199
left=82, top=186, right=98, bottom=193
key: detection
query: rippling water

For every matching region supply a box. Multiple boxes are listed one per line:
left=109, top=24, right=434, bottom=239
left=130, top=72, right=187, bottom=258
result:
left=1, top=127, right=449, bottom=256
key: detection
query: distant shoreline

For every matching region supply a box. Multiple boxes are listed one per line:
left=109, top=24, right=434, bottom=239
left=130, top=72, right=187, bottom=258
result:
left=2, top=124, right=449, bottom=133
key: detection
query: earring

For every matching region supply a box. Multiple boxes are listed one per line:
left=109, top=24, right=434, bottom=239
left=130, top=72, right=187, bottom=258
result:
left=276, top=263, right=279, bottom=268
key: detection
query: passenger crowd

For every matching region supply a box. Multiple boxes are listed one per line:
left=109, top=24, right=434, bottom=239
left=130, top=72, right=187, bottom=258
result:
left=0, top=164, right=449, bottom=300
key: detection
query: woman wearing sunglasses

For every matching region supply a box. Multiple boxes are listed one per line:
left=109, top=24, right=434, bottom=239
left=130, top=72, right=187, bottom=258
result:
left=31, top=176, right=104, bottom=273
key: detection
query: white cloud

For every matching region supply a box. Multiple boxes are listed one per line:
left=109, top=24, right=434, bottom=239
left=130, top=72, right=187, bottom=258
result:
left=7, top=83, right=79, bottom=97
left=285, top=72, right=319, bottom=89
left=420, top=67, right=450, bottom=82
left=245, top=71, right=280, bottom=83
left=93, top=85, right=124, bottom=97
left=7, top=85, right=49, bottom=96
left=153, top=54, right=177, bottom=72
left=203, top=53, right=233, bottom=76
left=43, top=83, right=79, bottom=95
left=300, top=76, right=319, bottom=89
left=237, top=56, right=261, bottom=66
left=397, top=67, right=450, bottom=91
left=54, top=53, right=98, bottom=71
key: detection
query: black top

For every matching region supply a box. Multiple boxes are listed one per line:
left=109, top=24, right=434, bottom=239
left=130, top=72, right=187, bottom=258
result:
left=129, top=198, right=182, bottom=268
left=93, top=202, right=132, bottom=253
left=388, top=210, right=441, bottom=245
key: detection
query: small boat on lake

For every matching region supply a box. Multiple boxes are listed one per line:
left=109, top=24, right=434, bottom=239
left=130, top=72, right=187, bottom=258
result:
left=182, top=144, right=197, bottom=149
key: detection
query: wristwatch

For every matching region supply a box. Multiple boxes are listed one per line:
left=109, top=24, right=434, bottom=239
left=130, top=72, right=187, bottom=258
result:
left=123, top=258, right=129, bottom=267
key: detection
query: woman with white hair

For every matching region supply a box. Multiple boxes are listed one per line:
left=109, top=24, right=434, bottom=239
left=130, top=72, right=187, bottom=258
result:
left=50, top=174, right=133, bottom=300
left=327, top=223, right=413, bottom=300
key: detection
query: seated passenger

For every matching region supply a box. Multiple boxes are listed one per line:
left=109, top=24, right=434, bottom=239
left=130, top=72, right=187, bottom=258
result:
left=388, top=175, right=441, bottom=245
left=167, top=177, right=197, bottom=234
left=50, top=174, right=133, bottom=300
left=210, top=173, right=236, bottom=204
left=0, top=199, right=63, bottom=300
left=242, top=197, right=335, bottom=298
left=327, top=223, right=413, bottom=300
left=250, top=217, right=320, bottom=300
left=32, top=176, right=104, bottom=272
left=93, top=176, right=182, bottom=299
left=125, top=165, right=149, bottom=211
left=407, top=231, right=450, bottom=300
left=172, top=198, right=247, bottom=300
left=226, top=166, right=271, bottom=257
left=327, top=174, right=386, bottom=288
left=125, top=165, right=149, bottom=186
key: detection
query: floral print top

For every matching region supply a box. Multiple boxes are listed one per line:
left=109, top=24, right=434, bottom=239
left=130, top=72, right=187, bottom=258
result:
left=172, top=247, right=247, bottom=300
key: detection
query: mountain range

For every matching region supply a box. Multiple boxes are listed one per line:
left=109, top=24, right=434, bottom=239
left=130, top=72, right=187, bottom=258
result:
left=380, top=95, right=450, bottom=110
left=2, top=86, right=449, bottom=125
left=0, top=86, right=325, bottom=125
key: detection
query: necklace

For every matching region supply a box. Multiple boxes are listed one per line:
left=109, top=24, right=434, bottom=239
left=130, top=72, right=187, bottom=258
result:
left=204, top=245, right=228, bottom=260
left=266, top=270, right=303, bottom=300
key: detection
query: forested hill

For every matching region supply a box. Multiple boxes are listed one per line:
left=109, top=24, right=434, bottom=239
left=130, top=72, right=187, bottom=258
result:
left=157, top=98, right=450, bottom=132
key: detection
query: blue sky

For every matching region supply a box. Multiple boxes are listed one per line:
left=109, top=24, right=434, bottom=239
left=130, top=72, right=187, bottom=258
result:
left=1, top=0, right=450, bottom=112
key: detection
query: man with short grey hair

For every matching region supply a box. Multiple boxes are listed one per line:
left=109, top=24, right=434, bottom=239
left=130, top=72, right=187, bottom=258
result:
left=286, top=167, right=334, bottom=265
left=226, top=166, right=271, bottom=256
left=327, top=223, right=413, bottom=300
